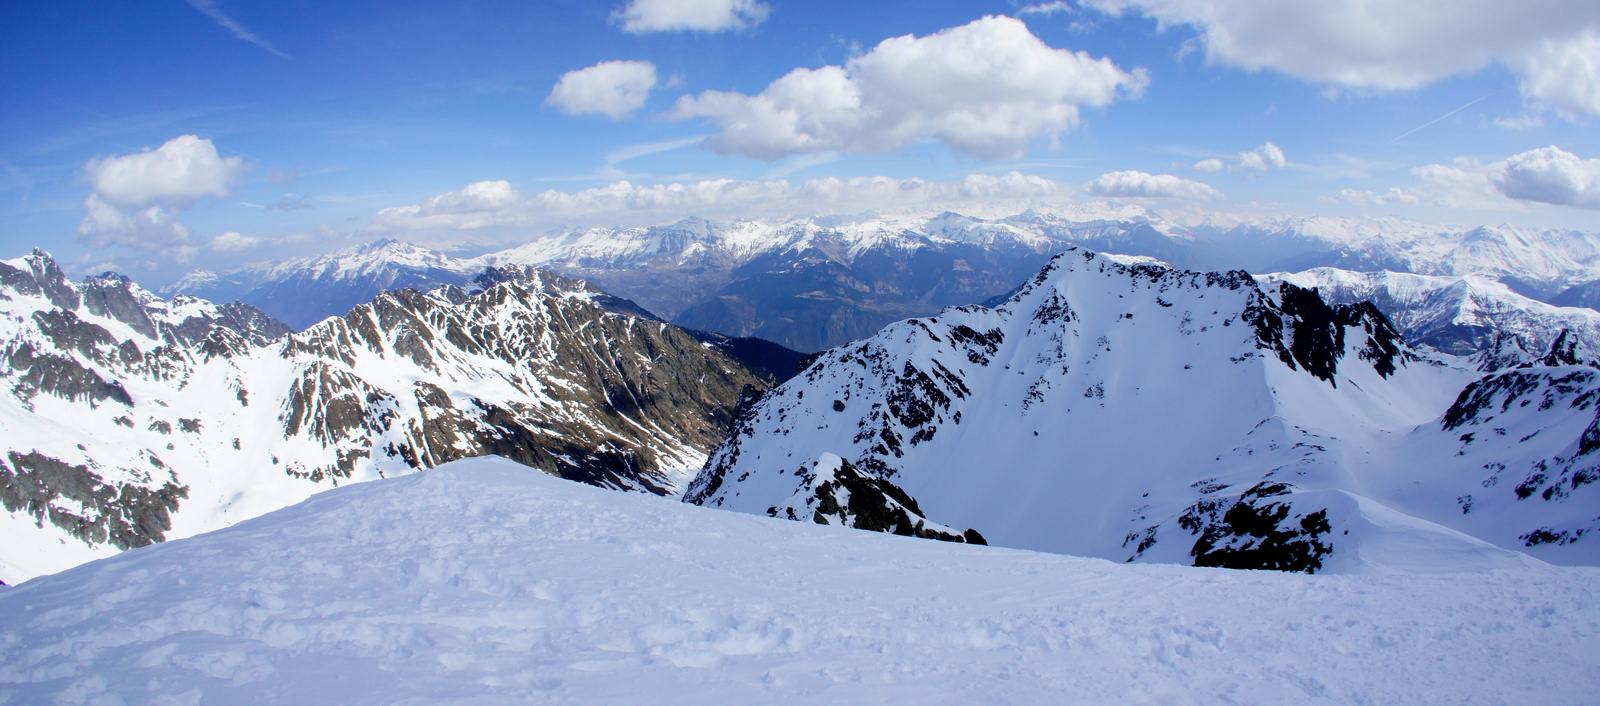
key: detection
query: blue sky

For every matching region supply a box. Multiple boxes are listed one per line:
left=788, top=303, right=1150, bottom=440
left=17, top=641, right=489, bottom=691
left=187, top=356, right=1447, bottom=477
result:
left=2, top=0, right=1597, bottom=282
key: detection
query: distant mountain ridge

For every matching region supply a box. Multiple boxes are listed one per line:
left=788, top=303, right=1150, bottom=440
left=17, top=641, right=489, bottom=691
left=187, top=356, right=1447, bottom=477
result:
left=1256, top=268, right=1600, bottom=367
left=164, top=211, right=1600, bottom=352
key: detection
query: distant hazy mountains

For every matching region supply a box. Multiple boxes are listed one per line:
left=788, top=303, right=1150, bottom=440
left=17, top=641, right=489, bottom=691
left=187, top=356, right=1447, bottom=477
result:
left=165, top=211, right=1600, bottom=354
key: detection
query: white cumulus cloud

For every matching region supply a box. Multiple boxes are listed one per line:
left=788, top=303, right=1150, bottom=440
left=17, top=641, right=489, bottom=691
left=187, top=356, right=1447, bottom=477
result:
left=1492, top=145, right=1600, bottom=209
left=83, top=135, right=244, bottom=208
left=1508, top=29, right=1600, bottom=120
left=1348, top=147, right=1600, bottom=212
left=1192, top=158, right=1223, bottom=172
left=211, top=231, right=261, bottom=251
left=672, top=15, right=1148, bottom=160
left=78, top=135, right=245, bottom=254
left=546, top=60, right=658, bottom=120
left=1082, top=0, right=1600, bottom=118
left=1085, top=170, right=1221, bottom=200
left=1331, top=187, right=1420, bottom=206
left=1235, top=142, right=1286, bottom=171
left=615, top=0, right=769, bottom=33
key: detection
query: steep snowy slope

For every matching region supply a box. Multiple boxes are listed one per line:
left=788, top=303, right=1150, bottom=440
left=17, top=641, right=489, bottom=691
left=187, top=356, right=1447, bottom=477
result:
left=2, top=456, right=1594, bottom=704
left=1357, top=335, right=1600, bottom=564
left=1, top=251, right=769, bottom=584
left=1258, top=268, right=1600, bottom=365
left=685, top=248, right=1597, bottom=572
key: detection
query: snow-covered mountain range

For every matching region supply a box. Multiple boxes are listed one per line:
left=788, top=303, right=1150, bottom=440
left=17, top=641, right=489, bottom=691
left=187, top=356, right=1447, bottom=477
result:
left=1256, top=268, right=1600, bottom=365
left=0, top=250, right=775, bottom=583
left=17, top=227, right=1600, bottom=581
left=164, top=239, right=471, bottom=329
left=685, top=248, right=1600, bottom=572
left=3, top=455, right=1594, bottom=704
left=165, top=211, right=1600, bottom=353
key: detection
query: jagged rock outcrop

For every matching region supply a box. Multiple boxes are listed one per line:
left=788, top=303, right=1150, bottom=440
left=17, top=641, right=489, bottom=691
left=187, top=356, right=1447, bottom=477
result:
left=767, top=454, right=985, bottom=544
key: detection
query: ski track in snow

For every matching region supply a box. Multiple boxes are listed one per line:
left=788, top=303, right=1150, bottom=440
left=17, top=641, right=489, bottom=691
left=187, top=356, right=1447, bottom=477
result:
left=1, top=457, right=1595, bottom=705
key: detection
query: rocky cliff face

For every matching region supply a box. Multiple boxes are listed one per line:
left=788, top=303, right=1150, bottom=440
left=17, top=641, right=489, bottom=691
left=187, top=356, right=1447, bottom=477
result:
left=0, top=251, right=771, bottom=583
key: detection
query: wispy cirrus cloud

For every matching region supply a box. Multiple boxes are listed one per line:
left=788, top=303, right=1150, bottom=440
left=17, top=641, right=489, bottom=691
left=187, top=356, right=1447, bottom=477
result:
left=184, top=0, right=290, bottom=59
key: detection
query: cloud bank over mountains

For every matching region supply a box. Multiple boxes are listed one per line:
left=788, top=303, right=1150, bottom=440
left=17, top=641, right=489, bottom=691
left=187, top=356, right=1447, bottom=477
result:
left=1335, top=145, right=1600, bottom=212
left=369, top=171, right=1088, bottom=234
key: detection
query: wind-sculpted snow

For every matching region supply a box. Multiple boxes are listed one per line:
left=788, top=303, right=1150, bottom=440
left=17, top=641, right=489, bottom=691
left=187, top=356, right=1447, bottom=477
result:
left=0, top=251, right=770, bottom=583
left=1, top=458, right=1595, bottom=704
left=687, top=247, right=1596, bottom=572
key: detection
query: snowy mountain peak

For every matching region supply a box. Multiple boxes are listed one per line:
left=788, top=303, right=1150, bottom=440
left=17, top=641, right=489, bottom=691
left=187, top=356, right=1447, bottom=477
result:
left=685, top=247, right=1594, bottom=572
left=996, top=248, right=1407, bottom=387
left=276, top=238, right=464, bottom=279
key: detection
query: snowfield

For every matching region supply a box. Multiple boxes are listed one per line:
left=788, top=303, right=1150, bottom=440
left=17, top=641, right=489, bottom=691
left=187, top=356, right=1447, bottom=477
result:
left=2, top=456, right=1595, bottom=705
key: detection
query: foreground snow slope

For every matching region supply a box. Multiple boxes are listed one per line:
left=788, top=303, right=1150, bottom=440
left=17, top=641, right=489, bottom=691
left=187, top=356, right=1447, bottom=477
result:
left=2, top=456, right=1596, bottom=705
